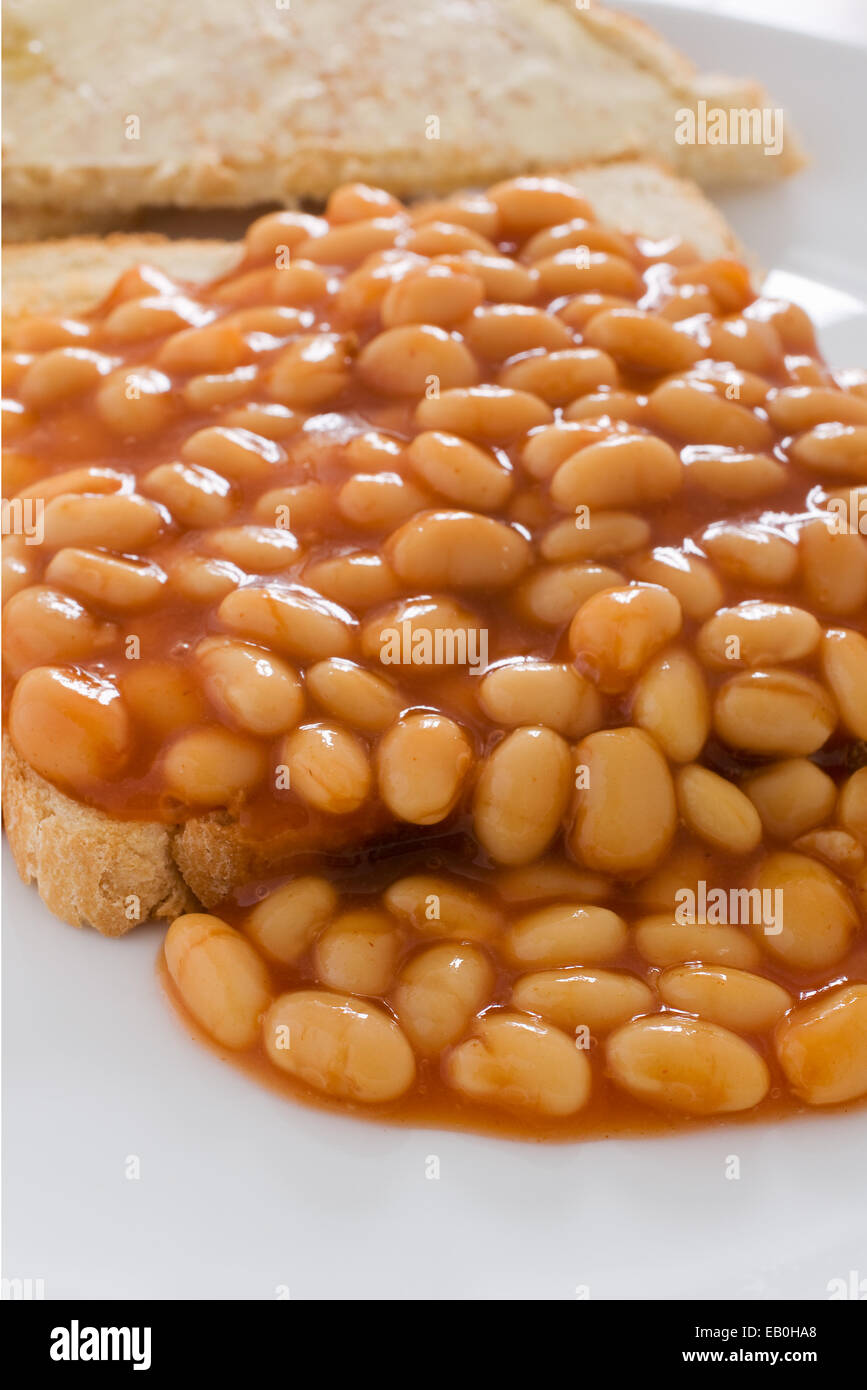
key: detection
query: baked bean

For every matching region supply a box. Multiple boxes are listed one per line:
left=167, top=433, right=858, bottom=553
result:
left=473, top=727, right=573, bottom=865
left=103, top=294, right=212, bottom=341
left=839, top=768, right=867, bottom=845
left=181, top=425, right=285, bottom=481
left=776, top=984, right=867, bottom=1104
left=563, top=389, right=647, bottom=425
left=800, top=516, right=867, bottom=615
left=45, top=549, right=166, bottom=612
left=326, top=183, right=404, bottom=223
left=703, top=317, right=782, bottom=375
left=196, top=637, right=303, bottom=735
left=19, top=348, right=114, bottom=407
left=163, top=725, right=266, bottom=806
left=255, top=482, right=333, bottom=535
left=1, top=399, right=36, bottom=439
left=649, top=379, right=773, bottom=450
left=295, top=216, right=405, bottom=266
left=701, top=521, right=798, bottom=587
left=357, top=324, right=478, bottom=396
left=767, top=386, right=867, bottom=432
left=505, top=895, right=625, bottom=973
left=394, top=944, right=495, bottom=1055
left=8, top=316, right=90, bottom=352
left=607, top=1016, right=769, bottom=1114
left=523, top=420, right=626, bottom=484
left=445, top=1012, right=592, bottom=1116
left=570, top=728, right=676, bottom=875
left=387, top=510, right=530, bottom=589
left=206, top=524, right=302, bottom=572
left=157, top=322, right=247, bottom=374
left=713, top=670, right=836, bottom=755
left=1, top=538, right=37, bottom=600
left=268, top=333, right=353, bottom=407
left=513, top=562, right=624, bottom=627
left=584, top=307, right=702, bottom=373
left=536, top=251, right=643, bottom=300
left=12, top=461, right=122, bottom=505
left=522, top=218, right=635, bottom=264
left=41, top=492, right=164, bottom=552
left=381, top=265, right=484, bottom=327
left=659, top=965, right=790, bottom=1034
left=264, top=991, right=415, bottom=1102
left=791, top=423, right=867, bottom=479
left=169, top=555, right=243, bottom=603
left=244, top=877, right=337, bottom=965
left=675, top=764, right=763, bottom=854
left=95, top=366, right=175, bottom=437
left=401, top=221, right=496, bottom=257
left=314, top=908, right=403, bottom=995
left=498, top=348, right=619, bottom=405
left=512, top=968, right=653, bottom=1033
left=461, top=305, right=573, bottom=361
left=479, top=660, right=601, bottom=739
left=218, top=584, right=357, bottom=660
left=488, top=177, right=591, bottom=236
left=182, top=366, right=258, bottom=410
left=384, top=873, right=503, bottom=941
left=568, top=583, right=682, bottom=692
left=821, top=629, right=867, bottom=738
left=792, top=828, right=865, bottom=877
left=306, top=658, right=403, bottom=732
left=3, top=585, right=117, bottom=677
left=411, top=194, right=499, bottom=238
left=244, top=209, right=329, bottom=262
left=632, top=647, right=710, bottom=763
left=443, top=250, right=538, bottom=303
left=550, top=433, right=682, bottom=511
left=742, top=759, right=837, bottom=841
left=558, top=293, right=635, bottom=331
left=8, top=665, right=130, bottom=787
left=223, top=305, right=315, bottom=338
left=495, top=860, right=609, bottom=905
left=361, top=595, right=484, bottom=670
left=279, top=723, right=371, bottom=814
left=121, top=661, right=205, bottom=737
left=752, top=851, right=858, bottom=970
left=405, top=431, right=513, bottom=510
left=304, top=551, right=399, bottom=611
left=142, top=461, right=236, bottom=527
left=634, top=915, right=761, bottom=969
left=337, top=472, right=431, bottom=530
left=541, top=510, right=650, bottom=562
left=221, top=402, right=300, bottom=440
left=335, top=250, right=424, bottom=321
left=697, top=601, right=821, bottom=669
left=683, top=446, right=787, bottom=501
left=165, top=914, right=271, bottom=1050
left=627, top=548, right=724, bottom=622
left=377, top=712, right=471, bottom=824
left=414, top=386, right=553, bottom=443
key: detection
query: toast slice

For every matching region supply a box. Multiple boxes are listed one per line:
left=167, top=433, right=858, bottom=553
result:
left=2, top=160, right=742, bottom=935
left=2, top=0, right=804, bottom=240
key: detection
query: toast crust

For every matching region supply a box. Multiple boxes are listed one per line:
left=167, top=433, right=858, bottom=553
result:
left=1, top=160, right=742, bottom=932
left=2, top=0, right=804, bottom=240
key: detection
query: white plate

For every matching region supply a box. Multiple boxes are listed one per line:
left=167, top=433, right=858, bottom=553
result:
left=4, top=3, right=866, bottom=1301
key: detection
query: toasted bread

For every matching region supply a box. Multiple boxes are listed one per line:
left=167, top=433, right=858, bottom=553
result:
left=2, top=0, right=804, bottom=240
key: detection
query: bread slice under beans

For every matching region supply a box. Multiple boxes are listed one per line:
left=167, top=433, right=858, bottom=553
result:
left=1, top=160, right=741, bottom=934
left=2, top=0, right=804, bottom=240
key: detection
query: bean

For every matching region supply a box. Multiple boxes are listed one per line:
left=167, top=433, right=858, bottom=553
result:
left=473, top=727, right=573, bottom=865
left=244, top=877, right=338, bottom=964
left=550, top=433, right=682, bottom=511
left=742, top=758, right=836, bottom=842
left=445, top=1012, right=592, bottom=1116
left=479, top=660, right=602, bottom=739
left=279, top=723, right=372, bottom=815
left=264, top=991, right=415, bottom=1102
left=675, top=765, right=763, bottom=854
left=569, top=728, right=676, bottom=875
left=776, top=984, right=867, bottom=1104
left=568, top=583, right=682, bottom=693
left=713, top=670, right=836, bottom=756
left=387, top=510, right=530, bottom=589
left=394, top=944, right=495, bottom=1054
left=512, top=968, right=653, bottom=1033
left=383, top=874, right=504, bottom=941
left=607, top=1016, right=769, bottom=1114
left=821, top=629, right=867, bottom=738
left=751, top=852, right=858, bottom=971
left=504, top=903, right=628, bottom=967
left=314, top=908, right=403, bottom=996
left=165, top=914, right=271, bottom=1049
left=658, top=965, right=791, bottom=1033
left=377, top=712, right=472, bottom=824
left=634, top=915, right=761, bottom=969
left=632, top=648, right=710, bottom=763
